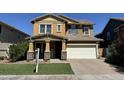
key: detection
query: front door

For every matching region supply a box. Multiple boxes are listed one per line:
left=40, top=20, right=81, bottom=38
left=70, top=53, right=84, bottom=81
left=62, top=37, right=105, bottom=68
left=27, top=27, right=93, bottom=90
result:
left=35, top=42, right=45, bottom=59
left=50, top=41, right=62, bottom=59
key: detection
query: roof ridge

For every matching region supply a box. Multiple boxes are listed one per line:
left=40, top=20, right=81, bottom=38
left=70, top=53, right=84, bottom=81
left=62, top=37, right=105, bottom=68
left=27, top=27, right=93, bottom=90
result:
left=58, top=14, right=79, bottom=23
left=30, top=13, right=67, bottom=23
left=30, top=13, right=93, bottom=25
left=110, top=18, right=124, bottom=21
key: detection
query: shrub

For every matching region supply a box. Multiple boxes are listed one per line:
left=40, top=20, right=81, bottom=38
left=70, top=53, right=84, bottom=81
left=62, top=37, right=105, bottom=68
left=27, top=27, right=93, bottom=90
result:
left=9, top=42, right=28, bottom=62
left=106, top=27, right=124, bottom=66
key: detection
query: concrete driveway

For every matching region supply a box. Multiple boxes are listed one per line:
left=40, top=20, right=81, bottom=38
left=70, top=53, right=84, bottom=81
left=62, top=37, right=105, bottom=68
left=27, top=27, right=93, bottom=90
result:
left=66, top=59, right=124, bottom=79
left=69, top=59, right=118, bottom=75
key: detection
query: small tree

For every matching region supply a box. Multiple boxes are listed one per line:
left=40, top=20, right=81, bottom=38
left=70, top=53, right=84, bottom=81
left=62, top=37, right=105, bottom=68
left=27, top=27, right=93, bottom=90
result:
left=9, top=42, right=28, bottom=62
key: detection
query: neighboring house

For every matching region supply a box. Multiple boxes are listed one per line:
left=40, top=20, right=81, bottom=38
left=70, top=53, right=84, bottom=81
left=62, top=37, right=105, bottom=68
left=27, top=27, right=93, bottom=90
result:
left=0, top=21, right=30, bottom=58
left=95, top=18, right=124, bottom=57
left=26, top=14, right=102, bottom=60
left=114, top=24, right=124, bottom=43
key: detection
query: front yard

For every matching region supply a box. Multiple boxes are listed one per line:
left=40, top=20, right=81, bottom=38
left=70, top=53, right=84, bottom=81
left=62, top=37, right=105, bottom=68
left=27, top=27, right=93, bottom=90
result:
left=0, top=63, right=74, bottom=75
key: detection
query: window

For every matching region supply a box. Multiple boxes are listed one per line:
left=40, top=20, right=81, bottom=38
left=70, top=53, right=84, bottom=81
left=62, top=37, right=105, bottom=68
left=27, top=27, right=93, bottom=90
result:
left=0, top=25, right=1, bottom=34
left=39, top=24, right=51, bottom=34
left=70, top=25, right=76, bottom=29
left=40, top=24, right=45, bottom=33
left=17, top=35, right=21, bottom=39
left=69, top=25, right=77, bottom=34
left=57, top=24, right=62, bottom=32
left=107, top=32, right=111, bottom=40
left=83, top=27, right=89, bottom=35
left=46, top=24, right=51, bottom=33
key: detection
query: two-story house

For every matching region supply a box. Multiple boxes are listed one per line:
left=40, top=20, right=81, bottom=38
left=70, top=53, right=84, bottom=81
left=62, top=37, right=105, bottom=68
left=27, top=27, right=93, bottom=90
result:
left=26, top=14, right=102, bottom=60
left=0, top=21, right=29, bottom=58
left=95, top=18, right=124, bottom=57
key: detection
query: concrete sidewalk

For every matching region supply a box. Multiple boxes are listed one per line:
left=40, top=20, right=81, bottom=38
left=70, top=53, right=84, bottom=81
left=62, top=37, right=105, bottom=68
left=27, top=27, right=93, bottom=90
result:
left=0, top=74, right=124, bottom=80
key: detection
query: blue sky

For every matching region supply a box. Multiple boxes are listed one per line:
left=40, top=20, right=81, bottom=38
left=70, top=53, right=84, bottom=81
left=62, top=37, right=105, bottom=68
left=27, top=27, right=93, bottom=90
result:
left=0, top=13, right=124, bottom=36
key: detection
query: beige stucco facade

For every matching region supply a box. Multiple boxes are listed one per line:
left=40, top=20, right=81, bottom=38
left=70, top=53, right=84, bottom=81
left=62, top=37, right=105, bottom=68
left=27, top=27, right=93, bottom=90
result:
left=33, top=17, right=66, bottom=37
left=33, top=17, right=94, bottom=38
left=27, top=14, right=102, bottom=60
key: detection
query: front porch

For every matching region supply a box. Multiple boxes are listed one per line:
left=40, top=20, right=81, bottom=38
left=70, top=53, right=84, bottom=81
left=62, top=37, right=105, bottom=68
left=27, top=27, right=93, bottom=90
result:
left=26, top=34, right=67, bottom=61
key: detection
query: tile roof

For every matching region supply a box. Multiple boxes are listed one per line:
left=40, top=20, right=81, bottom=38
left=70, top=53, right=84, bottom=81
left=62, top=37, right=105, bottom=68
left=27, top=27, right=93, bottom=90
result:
left=77, top=19, right=94, bottom=25
left=66, top=34, right=103, bottom=42
left=26, top=33, right=103, bottom=42
left=31, top=13, right=94, bottom=25
left=26, top=33, right=67, bottom=40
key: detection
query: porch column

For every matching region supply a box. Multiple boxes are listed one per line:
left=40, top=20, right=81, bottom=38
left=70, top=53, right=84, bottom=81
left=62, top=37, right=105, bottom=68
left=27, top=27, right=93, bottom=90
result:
left=27, top=41, right=34, bottom=60
left=44, top=39, right=50, bottom=61
left=79, top=24, right=83, bottom=38
left=96, top=42, right=99, bottom=59
left=61, top=40, right=67, bottom=60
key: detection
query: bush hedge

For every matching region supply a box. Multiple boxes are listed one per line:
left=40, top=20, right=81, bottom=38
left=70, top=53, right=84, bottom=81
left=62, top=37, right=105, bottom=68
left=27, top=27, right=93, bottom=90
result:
left=9, top=42, right=28, bottom=62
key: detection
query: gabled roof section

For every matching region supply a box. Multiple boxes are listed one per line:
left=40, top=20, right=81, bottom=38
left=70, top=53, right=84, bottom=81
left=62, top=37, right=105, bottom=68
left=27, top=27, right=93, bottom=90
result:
left=96, top=18, right=124, bottom=38
left=31, top=13, right=94, bottom=25
left=31, top=14, right=67, bottom=24
left=103, top=18, right=124, bottom=32
left=0, top=21, right=29, bottom=36
left=26, top=33, right=67, bottom=40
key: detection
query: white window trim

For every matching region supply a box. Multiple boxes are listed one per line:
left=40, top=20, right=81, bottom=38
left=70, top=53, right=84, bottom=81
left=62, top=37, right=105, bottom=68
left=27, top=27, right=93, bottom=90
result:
left=83, top=27, right=90, bottom=35
left=39, top=23, right=52, bottom=34
left=57, top=24, right=62, bottom=32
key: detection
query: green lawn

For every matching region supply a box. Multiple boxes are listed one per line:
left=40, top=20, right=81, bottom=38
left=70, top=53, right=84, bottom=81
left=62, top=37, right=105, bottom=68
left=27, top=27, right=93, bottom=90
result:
left=0, top=63, right=74, bottom=75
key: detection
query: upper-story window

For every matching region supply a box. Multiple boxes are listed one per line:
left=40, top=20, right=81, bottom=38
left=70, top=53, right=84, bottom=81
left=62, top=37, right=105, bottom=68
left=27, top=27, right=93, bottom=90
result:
left=57, top=24, right=62, bottom=32
left=46, top=24, right=51, bottom=33
left=0, top=25, right=1, bottom=34
left=68, top=25, right=77, bottom=34
left=107, top=31, right=111, bottom=40
left=39, top=24, right=51, bottom=34
left=83, top=27, right=89, bottom=35
left=40, top=24, right=45, bottom=33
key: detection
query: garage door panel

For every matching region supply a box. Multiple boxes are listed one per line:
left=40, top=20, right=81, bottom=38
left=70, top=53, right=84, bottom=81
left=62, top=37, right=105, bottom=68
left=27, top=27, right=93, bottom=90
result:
left=67, top=45, right=96, bottom=59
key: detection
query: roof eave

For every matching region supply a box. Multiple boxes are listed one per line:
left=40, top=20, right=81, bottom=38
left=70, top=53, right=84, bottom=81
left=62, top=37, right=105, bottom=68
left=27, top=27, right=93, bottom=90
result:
left=0, top=21, right=29, bottom=36
left=67, top=39, right=104, bottom=42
